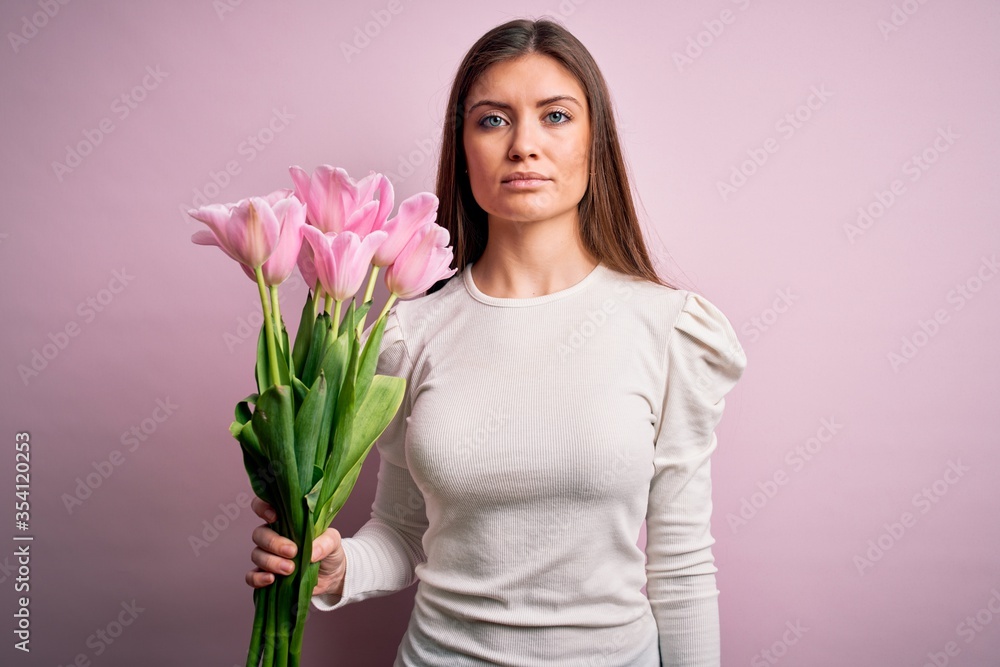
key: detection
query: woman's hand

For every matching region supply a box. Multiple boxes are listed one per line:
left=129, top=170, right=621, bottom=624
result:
left=245, top=496, right=347, bottom=598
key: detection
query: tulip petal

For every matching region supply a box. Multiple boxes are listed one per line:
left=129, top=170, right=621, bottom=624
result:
left=228, top=197, right=281, bottom=268
left=261, top=196, right=307, bottom=286
left=372, top=192, right=439, bottom=267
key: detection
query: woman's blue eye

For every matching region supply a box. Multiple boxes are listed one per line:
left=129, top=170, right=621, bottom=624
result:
left=478, top=111, right=570, bottom=128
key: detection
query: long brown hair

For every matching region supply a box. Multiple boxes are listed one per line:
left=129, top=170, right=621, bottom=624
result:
left=426, top=17, right=677, bottom=295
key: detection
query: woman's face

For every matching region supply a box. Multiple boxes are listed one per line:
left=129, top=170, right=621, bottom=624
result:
left=462, top=53, right=591, bottom=228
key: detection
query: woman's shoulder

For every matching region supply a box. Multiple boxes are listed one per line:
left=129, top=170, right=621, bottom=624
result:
left=600, top=266, right=745, bottom=371
left=385, top=270, right=467, bottom=349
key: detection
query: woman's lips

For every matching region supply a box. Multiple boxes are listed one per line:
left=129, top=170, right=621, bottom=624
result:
left=501, top=178, right=549, bottom=189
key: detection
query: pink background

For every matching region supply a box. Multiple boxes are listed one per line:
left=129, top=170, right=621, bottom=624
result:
left=2, top=1, right=999, bottom=665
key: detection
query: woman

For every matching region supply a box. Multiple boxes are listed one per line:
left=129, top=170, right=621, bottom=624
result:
left=246, top=18, right=747, bottom=667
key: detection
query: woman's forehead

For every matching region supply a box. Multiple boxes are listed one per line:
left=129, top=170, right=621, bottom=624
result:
left=465, top=57, right=586, bottom=111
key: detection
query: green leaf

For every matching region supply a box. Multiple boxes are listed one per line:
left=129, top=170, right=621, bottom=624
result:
left=233, top=412, right=263, bottom=460
left=254, top=319, right=290, bottom=392
left=235, top=420, right=275, bottom=507
left=291, top=376, right=308, bottom=406
left=234, top=394, right=257, bottom=427
left=351, top=300, right=373, bottom=334
left=254, top=322, right=270, bottom=395
left=356, top=309, right=388, bottom=401
left=276, top=320, right=291, bottom=387
left=335, top=374, right=404, bottom=483
left=251, top=384, right=302, bottom=538
left=241, top=443, right=274, bottom=507
left=316, top=453, right=366, bottom=532
left=318, top=374, right=404, bottom=519
left=304, top=465, right=323, bottom=514
left=327, top=327, right=361, bottom=487
left=301, top=313, right=331, bottom=388
left=291, top=291, right=316, bottom=380
left=313, top=329, right=350, bottom=468
left=293, top=371, right=327, bottom=495
left=337, top=299, right=358, bottom=338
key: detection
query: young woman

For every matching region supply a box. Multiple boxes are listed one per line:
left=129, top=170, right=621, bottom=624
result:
left=246, top=18, right=747, bottom=667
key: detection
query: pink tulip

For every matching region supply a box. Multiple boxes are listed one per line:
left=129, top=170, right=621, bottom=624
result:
left=240, top=195, right=307, bottom=286
left=189, top=188, right=292, bottom=269
left=289, top=165, right=389, bottom=235
left=296, top=242, right=322, bottom=297
left=385, top=222, right=457, bottom=300
left=371, top=192, right=440, bottom=268
left=302, top=226, right=388, bottom=302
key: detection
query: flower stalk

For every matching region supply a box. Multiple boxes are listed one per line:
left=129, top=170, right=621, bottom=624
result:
left=255, top=265, right=281, bottom=387
left=190, top=165, right=458, bottom=666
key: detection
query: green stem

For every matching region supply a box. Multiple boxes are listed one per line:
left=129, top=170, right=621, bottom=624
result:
left=262, top=571, right=277, bottom=667
left=269, top=284, right=284, bottom=360
left=289, top=524, right=320, bottom=667
left=363, top=265, right=379, bottom=304
left=377, top=292, right=398, bottom=324
left=275, top=572, right=294, bottom=667
left=254, top=266, right=281, bottom=388
left=356, top=266, right=380, bottom=338
left=312, top=280, right=322, bottom=318
left=246, top=585, right=267, bottom=667
left=332, top=300, right=342, bottom=331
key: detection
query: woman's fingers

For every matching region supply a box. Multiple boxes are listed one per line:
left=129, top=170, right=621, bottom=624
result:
left=251, top=545, right=296, bottom=576
left=246, top=567, right=275, bottom=588
left=250, top=496, right=277, bottom=523
left=251, top=524, right=297, bottom=557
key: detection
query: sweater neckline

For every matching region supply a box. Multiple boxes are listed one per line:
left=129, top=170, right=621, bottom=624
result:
left=463, top=260, right=607, bottom=307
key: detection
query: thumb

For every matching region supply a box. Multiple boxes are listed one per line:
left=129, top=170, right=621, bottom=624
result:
left=310, top=527, right=341, bottom=563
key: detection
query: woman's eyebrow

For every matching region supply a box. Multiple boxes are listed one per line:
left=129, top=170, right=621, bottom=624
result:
left=465, top=95, right=581, bottom=115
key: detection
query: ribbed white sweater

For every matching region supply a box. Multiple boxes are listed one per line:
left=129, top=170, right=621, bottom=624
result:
left=311, top=260, right=748, bottom=667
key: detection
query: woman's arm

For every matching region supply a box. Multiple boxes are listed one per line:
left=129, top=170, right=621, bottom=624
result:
left=645, top=291, right=748, bottom=666
left=311, top=306, right=430, bottom=611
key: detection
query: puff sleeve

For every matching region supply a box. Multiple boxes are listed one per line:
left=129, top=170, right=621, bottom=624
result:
left=645, top=291, right=748, bottom=666
left=310, top=305, right=430, bottom=612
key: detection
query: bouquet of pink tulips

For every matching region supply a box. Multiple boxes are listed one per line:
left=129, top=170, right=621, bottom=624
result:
left=188, top=165, right=456, bottom=667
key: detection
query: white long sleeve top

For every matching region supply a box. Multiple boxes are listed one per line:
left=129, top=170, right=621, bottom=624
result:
left=311, top=260, right=748, bottom=667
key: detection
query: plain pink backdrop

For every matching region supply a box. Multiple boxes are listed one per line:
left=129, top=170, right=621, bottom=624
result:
left=2, top=1, right=999, bottom=665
